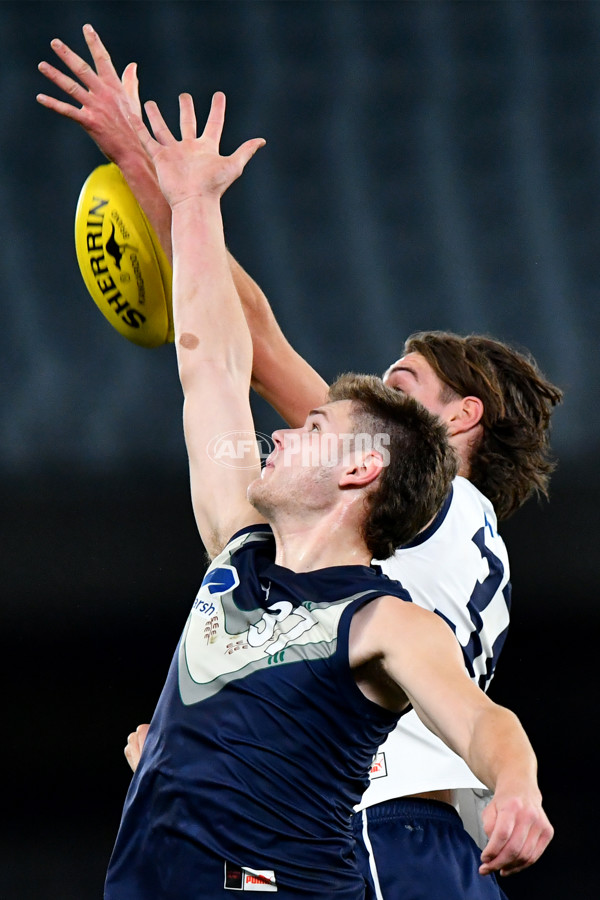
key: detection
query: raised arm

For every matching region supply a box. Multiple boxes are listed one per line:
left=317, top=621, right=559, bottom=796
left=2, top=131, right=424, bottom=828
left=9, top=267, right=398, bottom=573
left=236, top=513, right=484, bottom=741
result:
left=37, top=25, right=328, bottom=427
left=351, top=598, right=553, bottom=877
left=37, top=24, right=172, bottom=253
left=228, top=256, right=329, bottom=426
left=134, top=91, right=266, bottom=556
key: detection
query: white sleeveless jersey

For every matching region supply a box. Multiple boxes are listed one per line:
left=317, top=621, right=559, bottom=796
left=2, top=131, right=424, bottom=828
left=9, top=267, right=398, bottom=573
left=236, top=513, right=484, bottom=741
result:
left=357, top=476, right=511, bottom=809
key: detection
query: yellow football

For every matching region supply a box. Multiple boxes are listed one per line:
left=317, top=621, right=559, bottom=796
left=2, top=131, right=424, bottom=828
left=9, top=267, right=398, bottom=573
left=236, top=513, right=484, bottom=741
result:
left=74, top=163, right=174, bottom=348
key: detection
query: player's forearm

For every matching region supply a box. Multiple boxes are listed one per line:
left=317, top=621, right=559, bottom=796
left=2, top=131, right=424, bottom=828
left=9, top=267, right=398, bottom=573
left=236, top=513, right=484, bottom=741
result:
left=171, top=197, right=252, bottom=385
left=229, top=256, right=329, bottom=426
left=113, top=147, right=174, bottom=262
left=464, top=704, right=540, bottom=796
left=466, top=703, right=552, bottom=876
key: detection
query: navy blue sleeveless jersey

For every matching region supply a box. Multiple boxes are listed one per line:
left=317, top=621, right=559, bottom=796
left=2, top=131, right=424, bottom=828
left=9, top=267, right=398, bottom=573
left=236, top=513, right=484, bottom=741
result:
left=104, top=525, right=412, bottom=899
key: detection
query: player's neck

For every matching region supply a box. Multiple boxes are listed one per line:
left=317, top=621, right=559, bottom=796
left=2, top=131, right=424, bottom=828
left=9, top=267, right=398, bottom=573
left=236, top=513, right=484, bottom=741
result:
left=448, top=423, right=483, bottom=480
left=448, top=435, right=472, bottom=479
left=269, top=509, right=372, bottom=572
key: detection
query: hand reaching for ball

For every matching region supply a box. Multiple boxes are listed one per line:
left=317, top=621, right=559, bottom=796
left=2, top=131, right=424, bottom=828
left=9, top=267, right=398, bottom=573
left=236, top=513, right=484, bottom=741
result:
left=131, top=91, right=265, bottom=210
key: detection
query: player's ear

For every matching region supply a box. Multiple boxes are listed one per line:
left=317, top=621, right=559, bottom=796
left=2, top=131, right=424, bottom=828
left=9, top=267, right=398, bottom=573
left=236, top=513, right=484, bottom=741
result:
left=447, top=396, right=484, bottom=436
left=339, top=450, right=385, bottom=489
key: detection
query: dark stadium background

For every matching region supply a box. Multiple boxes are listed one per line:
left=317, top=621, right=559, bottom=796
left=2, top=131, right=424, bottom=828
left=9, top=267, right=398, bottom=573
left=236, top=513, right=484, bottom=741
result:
left=2, top=1, right=596, bottom=897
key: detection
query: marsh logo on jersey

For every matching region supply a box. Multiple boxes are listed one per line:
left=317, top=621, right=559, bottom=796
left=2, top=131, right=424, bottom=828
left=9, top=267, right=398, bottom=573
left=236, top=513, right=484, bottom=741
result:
left=370, top=751, right=388, bottom=779
left=192, top=566, right=240, bottom=619
left=224, top=862, right=277, bottom=891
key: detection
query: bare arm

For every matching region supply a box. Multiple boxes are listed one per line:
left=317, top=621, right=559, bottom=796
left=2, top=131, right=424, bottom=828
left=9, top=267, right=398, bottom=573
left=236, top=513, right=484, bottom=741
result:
left=133, top=91, right=266, bottom=557
left=350, top=598, right=553, bottom=877
left=37, top=24, right=173, bottom=253
left=37, top=25, right=328, bottom=427
left=228, top=256, right=329, bottom=425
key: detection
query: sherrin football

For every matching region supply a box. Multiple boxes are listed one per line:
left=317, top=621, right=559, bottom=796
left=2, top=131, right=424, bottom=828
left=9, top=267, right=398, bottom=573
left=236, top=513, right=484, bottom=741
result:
left=74, top=162, right=174, bottom=348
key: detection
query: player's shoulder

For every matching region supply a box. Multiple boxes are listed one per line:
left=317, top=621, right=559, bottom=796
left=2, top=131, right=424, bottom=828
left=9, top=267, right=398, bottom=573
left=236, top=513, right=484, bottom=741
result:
left=210, top=523, right=275, bottom=566
left=200, top=524, right=275, bottom=602
left=377, top=476, right=507, bottom=580
left=386, top=476, right=497, bottom=558
left=366, top=591, right=450, bottom=639
left=450, top=475, right=497, bottom=523
left=415, top=475, right=499, bottom=544
left=226, top=523, right=274, bottom=546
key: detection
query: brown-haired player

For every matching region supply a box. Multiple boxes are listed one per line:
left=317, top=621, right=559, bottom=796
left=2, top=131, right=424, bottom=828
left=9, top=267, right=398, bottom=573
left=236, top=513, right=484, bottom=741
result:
left=37, top=27, right=559, bottom=900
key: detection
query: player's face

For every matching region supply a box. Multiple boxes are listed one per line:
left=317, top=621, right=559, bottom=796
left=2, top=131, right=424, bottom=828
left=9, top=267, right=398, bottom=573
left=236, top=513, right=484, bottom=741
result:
left=383, top=352, right=456, bottom=424
left=248, top=401, right=356, bottom=514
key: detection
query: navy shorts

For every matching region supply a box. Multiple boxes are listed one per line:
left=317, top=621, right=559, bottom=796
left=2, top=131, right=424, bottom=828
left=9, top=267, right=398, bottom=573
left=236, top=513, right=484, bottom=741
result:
left=352, top=798, right=509, bottom=900
left=106, top=836, right=367, bottom=899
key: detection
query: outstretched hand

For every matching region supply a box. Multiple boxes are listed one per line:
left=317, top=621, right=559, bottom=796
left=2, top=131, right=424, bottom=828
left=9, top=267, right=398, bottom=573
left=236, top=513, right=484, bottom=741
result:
left=479, top=787, right=554, bottom=877
left=37, top=23, right=143, bottom=162
left=132, top=91, right=265, bottom=209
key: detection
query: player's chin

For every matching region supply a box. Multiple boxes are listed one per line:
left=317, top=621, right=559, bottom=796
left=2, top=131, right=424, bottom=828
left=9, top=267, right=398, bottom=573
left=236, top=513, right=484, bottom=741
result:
left=247, top=476, right=275, bottom=517
left=247, top=475, right=265, bottom=505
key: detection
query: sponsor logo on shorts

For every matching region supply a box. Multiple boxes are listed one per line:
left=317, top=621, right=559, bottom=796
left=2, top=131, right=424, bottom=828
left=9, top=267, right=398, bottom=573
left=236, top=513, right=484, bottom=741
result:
left=224, top=862, right=277, bottom=891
